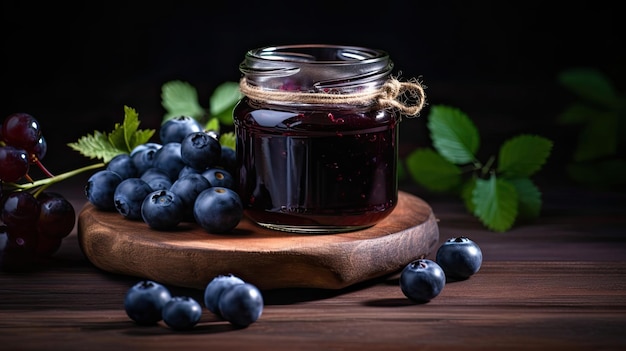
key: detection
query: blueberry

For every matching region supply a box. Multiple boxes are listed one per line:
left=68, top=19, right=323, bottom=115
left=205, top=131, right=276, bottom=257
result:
left=194, top=187, right=243, bottom=234
left=85, top=170, right=123, bottom=211
left=201, top=168, right=234, bottom=189
left=178, top=165, right=201, bottom=179
left=203, top=273, right=246, bottom=317
left=218, top=282, right=263, bottom=328
left=436, top=236, right=483, bottom=280
left=169, top=173, right=211, bottom=221
left=219, top=146, right=236, bottom=175
left=180, top=131, right=222, bottom=171
left=141, top=190, right=184, bottom=230
left=160, top=116, right=204, bottom=144
left=399, top=259, right=446, bottom=303
left=131, top=148, right=158, bottom=175
left=106, top=153, right=138, bottom=180
left=113, top=178, right=153, bottom=220
left=153, top=142, right=186, bottom=180
left=130, top=142, right=162, bottom=157
left=161, top=296, right=203, bottom=331
left=140, top=167, right=173, bottom=191
left=124, top=280, right=172, bottom=325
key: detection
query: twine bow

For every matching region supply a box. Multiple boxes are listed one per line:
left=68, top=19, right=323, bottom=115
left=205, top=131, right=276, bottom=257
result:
left=239, top=77, right=426, bottom=116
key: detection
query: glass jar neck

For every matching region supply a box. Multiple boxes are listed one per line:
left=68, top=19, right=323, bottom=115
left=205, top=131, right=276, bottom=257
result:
left=239, top=44, right=393, bottom=94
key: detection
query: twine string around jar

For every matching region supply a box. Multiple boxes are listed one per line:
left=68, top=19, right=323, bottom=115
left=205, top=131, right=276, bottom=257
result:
left=239, top=77, right=427, bottom=117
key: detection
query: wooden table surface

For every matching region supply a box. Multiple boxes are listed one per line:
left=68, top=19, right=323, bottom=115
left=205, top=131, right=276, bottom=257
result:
left=1, top=177, right=625, bottom=351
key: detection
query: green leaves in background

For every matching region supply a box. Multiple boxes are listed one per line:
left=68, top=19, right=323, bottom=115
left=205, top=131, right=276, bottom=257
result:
left=557, top=68, right=626, bottom=189
left=428, top=105, right=480, bottom=164
left=405, top=105, right=553, bottom=232
left=68, top=106, right=155, bottom=163
left=161, top=80, right=241, bottom=135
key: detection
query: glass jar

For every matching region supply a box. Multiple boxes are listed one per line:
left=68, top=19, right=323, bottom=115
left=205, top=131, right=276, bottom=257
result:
left=234, top=44, right=424, bottom=233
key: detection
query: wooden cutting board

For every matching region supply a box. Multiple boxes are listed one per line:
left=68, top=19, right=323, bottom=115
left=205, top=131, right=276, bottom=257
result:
left=77, top=191, right=439, bottom=290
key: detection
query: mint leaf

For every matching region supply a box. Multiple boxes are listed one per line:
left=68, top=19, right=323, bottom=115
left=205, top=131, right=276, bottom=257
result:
left=205, top=117, right=221, bottom=133
left=427, top=105, right=480, bottom=164
left=67, top=131, right=126, bottom=163
left=558, top=68, right=619, bottom=108
left=567, top=158, right=626, bottom=189
left=557, top=103, right=600, bottom=125
left=497, top=134, right=553, bottom=177
left=472, top=175, right=518, bottom=232
left=572, top=111, right=618, bottom=162
left=405, top=148, right=462, bottom=191
left=219, top=132, right=236, bottom=150
left=108, top=106, right=153, bottom=152
left=161, top=80, right=206, bottom=121
left=508, top=177, right=542, bottom=220
left=460, top=177, right=477, bottom=213
left=210, top=81, right=241, bottom=126
left=68, top=106, right=155, bottom=163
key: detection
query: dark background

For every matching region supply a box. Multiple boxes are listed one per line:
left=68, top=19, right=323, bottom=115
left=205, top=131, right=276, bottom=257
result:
left=2, top=1, right=624, bottom=186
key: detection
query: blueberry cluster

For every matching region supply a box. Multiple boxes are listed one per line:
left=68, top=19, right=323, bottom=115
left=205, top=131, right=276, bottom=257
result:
left=124, top=274, right=263, bottom=331
left=85, top=116, right=243, bottom=233
left=399, top=236, right=483, bottom=303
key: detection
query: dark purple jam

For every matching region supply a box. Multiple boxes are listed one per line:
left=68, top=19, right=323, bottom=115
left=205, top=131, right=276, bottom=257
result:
left=234, top=97, right=399, bottom=232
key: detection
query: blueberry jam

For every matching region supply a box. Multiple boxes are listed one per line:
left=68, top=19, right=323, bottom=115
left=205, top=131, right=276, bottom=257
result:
left=234, top=97, right=399, bottom=233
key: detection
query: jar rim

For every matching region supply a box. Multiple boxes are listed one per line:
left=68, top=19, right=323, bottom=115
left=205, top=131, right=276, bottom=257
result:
left=240, top=44, right=393, bottom=92
left=249, top=44, right=389, bottom=65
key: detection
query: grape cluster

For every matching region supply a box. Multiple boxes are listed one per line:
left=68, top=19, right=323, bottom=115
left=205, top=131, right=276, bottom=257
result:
left=85, top=116, right=243, bottom=233
left=1, top=113, right=76, bottom=271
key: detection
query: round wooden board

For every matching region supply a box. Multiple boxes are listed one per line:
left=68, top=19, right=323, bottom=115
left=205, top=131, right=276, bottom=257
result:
left=77, top=191, right=439, bottom=290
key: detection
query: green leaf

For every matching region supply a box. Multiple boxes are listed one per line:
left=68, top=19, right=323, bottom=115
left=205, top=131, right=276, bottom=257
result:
left=572, top=111, right=618, bottom=162
left=557, top=103, right=603, bottom=125
left=508, top=177, right=542, bottom=220
left=405, top=148, right=462, bottom=192
left=161, top=80, right=206, bottom=122
left=205, top=117, right=221, bottom=133
left=67, top=105, right=155, bottom=163
left=219, top=132, right=236, bottom=150
left=460, top=177, right=477, bottom=213
left=427, top=105, right=480, bottom=164
left=567, top=158, right=626, bottom=189
left=210, top=81, right=241, bottom=125
left=67, top=131, right=126, bottom=163
left=472, top=175, right=518, bottom=232
left=108, top=106, right=152, bottom=152
left=497, top=134, right=553, bottom=177
left=558, top=68, right=619, bottom=108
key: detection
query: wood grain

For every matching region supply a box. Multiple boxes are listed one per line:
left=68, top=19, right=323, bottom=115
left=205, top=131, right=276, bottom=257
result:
left=77, top=191, right=439, bottom=290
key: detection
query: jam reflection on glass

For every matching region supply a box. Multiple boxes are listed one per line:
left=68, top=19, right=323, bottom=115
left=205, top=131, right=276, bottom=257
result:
left=234, top=97, right=399, bottom=232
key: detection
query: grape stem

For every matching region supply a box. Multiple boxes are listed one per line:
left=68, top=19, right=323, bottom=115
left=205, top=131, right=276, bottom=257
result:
left=34, top=158, right=55, bottom=178
left=4, top=162, right=106, bottom=195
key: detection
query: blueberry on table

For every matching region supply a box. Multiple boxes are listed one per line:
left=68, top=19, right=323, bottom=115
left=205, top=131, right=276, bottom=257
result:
left=124, top=280, right=172, bottom=325
left=169, top=173, right=211, bottom=221
left=180, top=131, right=222, bottom=171
left=193, top=187, right=243, bottom=234
left=140, top=167, right=172, bottom=191
left=106, top=153, right=138, bottom=180
left=400, top=259, right=446, bottom=303
left=161, top=296, right=203, bottom=331
left=218, top=282, right=264, bottom=328
left=160, top=115, right=203, bottom=144
left=152, top=142, right=186, bottom=181
left=85, top=170, right=123, bottom=211
left=204, top=273, right=246, bottom=317
left=201, top=168, right=234, bottom=189
left=436, top=236, right=483, bottom=280
left=141, top=190, right=184, bottom=230
left=113, top=178, right=153, bottom=220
